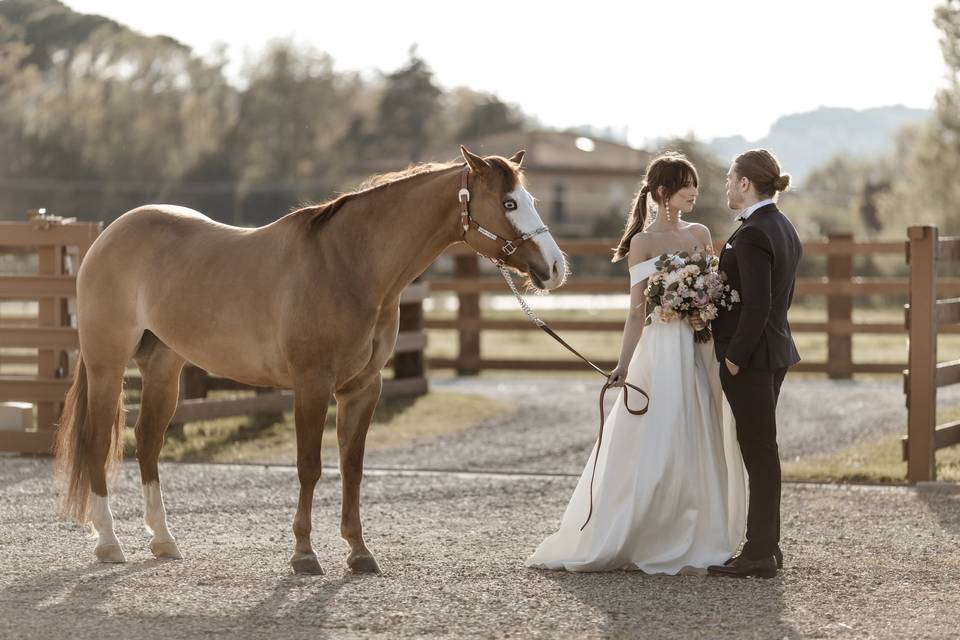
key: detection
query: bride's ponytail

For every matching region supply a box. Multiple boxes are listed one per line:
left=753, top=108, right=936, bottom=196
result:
left=612, top=185, right=648, bottom=262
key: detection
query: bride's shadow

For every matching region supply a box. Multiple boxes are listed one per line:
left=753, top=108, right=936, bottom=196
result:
left=538, top=568, right=800, bottom=639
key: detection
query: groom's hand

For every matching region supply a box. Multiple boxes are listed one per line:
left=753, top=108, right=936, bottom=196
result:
left=725, top=358, right=740, bottom=376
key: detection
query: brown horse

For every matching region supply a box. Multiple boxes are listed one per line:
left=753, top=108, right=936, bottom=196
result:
left=53, top=146, right=567, bottom=574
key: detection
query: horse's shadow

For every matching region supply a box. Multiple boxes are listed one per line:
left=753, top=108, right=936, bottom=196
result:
left=536, top=568, right=801, bottom=639
left=0, top=558, right=364, bottom=639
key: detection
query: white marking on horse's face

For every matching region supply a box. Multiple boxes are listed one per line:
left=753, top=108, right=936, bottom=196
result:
left=505, top=186, right=566, bottom=289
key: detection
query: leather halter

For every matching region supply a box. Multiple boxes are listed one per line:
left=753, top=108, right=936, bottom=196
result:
left=458, top=167, right=549, bottom=263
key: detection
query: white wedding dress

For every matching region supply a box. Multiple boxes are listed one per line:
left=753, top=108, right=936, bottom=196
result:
left=526, top=256, right=748, bottom=574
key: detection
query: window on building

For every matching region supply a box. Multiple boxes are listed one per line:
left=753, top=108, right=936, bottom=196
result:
left=552, top=183, right=566, bottom=223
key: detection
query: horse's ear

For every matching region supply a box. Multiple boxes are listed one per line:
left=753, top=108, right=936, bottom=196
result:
left=509, top=150, right=526, bottom=166
left=460, top=145, right=490, bottom=173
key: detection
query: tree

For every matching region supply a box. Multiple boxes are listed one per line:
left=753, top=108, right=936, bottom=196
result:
left=454, top=93, right=524, bottom=142
left=371, top=46, right=441, bottom=162
left=883, top=1, right=960, bottom=235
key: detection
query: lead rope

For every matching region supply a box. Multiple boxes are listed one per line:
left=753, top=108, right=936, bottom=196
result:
left=495, top=261, right=650, bottom=531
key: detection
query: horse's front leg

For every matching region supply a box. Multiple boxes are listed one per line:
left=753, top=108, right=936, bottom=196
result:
left=335, top=371, right=383, bottom=574
left=290, top=375, right=335, bottom=575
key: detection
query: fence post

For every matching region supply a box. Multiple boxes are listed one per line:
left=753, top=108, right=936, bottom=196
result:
left=906, top=225, right=938, bottom=483
left=454, top=254, right=481, bottom=375
left=395, top=280, right=425, bottom=380
left=826, top=233, right=854, bottom=379
left=36, top=243, right=67, bottom=432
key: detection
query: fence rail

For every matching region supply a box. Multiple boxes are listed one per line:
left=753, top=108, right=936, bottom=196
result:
left=0, top=219, right=99, bottom=454
left=426, top=234, right=959, bottom=376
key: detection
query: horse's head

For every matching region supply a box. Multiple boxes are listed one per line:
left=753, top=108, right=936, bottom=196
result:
left=458, top=146, right=567, bottom=291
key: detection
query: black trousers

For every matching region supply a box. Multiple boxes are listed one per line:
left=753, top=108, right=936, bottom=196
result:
left=719, top=363, right=788, bottom=559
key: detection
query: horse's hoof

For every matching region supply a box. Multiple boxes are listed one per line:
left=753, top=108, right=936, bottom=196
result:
left=347, top=552, right=381, bottom=574
left=95, top=543, right=126, bottom=563
left=290, top=553, right=324, bottom=575
left=150, top=539, right=183, bottom=560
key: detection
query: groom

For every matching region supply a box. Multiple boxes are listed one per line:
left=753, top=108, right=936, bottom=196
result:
left=708, top=149, right=801, bottom=579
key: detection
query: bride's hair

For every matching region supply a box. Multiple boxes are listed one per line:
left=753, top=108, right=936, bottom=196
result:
left=612, top=152, right=699, bottom=262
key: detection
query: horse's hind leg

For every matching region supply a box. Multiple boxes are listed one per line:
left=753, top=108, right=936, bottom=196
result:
left=132, top=331, right=186, bottom=559
left=85, top=363, right=130, bottom=563
left=335, top=372, right=383, bottom=574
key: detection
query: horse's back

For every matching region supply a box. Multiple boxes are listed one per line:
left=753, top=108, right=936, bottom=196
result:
left=77, top=205, right=293, bottom=381
left=94, top=205, right=239, bottom=249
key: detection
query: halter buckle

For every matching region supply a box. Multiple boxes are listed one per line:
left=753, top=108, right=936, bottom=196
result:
left=501, top=240, right=517, bottom=256
left=458, top=188, right=470, bottom=203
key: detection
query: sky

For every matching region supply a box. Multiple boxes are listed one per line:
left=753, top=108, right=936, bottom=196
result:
left=65, top=0, right=947, bottom=146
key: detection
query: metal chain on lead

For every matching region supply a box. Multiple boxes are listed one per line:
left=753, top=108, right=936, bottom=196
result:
left=495, top=260, right=546, bottom=328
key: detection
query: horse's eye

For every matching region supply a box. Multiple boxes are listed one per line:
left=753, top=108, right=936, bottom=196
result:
left=504, top=199, right=517, bottom=211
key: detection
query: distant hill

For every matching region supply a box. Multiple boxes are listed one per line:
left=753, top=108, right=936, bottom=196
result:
left=705, top=106, right=932, bottom=184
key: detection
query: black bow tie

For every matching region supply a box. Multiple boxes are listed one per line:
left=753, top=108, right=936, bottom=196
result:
left=736, top=215, right=746, bottom=222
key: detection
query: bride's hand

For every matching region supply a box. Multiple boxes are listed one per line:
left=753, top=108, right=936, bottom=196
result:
left=608, top=364, right=628, bottom=387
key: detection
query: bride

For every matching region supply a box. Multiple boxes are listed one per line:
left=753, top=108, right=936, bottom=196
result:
left=526, top=152, right=747, bottom=574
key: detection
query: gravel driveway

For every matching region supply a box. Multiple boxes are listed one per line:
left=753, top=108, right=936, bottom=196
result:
left=1, top=456, right=959, bottom=639
left=2, top=375, right=960, bottom=639
left=365, top=374, right=960, bottom=475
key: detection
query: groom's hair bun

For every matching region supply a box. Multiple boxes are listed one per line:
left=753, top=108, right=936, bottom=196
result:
left=734, top=148, right=790, bottom=197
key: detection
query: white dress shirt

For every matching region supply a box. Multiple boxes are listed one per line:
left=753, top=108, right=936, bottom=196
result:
left=736, top=198, right=775, bottom=222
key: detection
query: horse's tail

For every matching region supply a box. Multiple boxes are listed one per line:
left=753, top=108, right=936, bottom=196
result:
left=53, top=355, right=125, bottom=523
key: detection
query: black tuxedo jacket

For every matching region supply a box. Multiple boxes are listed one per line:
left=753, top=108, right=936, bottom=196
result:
left=712, top=202, right=802, bottom=370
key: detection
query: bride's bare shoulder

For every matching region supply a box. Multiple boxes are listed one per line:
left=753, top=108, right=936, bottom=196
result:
left=628, top=232, right=658, bottom=265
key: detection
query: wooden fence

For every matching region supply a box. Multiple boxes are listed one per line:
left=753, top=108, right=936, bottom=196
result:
left=902, top=225, right=960, bottom=482
left=0, top=220, right=428, bottom=455
left=0, top=219, right=100, bottom=453
left=425, top=233, right=960, bottom=376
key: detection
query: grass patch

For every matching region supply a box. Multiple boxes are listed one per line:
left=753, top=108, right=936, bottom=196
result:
left=783, top=405, right=960, bottom=483
left=123, top=389, right=512, bottom=465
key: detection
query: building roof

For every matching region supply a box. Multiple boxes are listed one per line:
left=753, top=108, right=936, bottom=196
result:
left=458, top=130, right=650, bottom=175
left=348, top=129, right=650, bottom=181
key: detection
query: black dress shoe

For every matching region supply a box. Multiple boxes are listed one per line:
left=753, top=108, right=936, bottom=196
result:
left=725, top=546, right=783, bottom=569
left=708, top=554, right=778, bottom=579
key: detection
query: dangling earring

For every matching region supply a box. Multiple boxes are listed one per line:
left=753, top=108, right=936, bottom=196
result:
left=664, top=201, right=672, bottom=223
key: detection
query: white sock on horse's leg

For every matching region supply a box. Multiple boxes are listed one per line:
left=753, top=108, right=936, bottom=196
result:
left=143, top=481, right=181, bottom=559
left=90, top=493, right=126, bottom=562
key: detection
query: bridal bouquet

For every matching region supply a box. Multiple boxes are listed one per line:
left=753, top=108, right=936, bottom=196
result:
left=643, top=251, right=739, bottom=343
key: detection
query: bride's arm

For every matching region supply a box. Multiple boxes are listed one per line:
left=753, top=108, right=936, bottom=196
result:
left=609, top=236, right=650, bottom=386
left=688, top=224, right=715, bottom=331
left=690, top=223, right=715, bottom=255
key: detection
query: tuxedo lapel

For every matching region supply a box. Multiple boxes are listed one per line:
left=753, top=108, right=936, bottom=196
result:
left=720, top=222, right=746, bottom=261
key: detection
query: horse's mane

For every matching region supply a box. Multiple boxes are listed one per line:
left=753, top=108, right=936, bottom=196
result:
left=293, top=157, right=520, bottom=231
